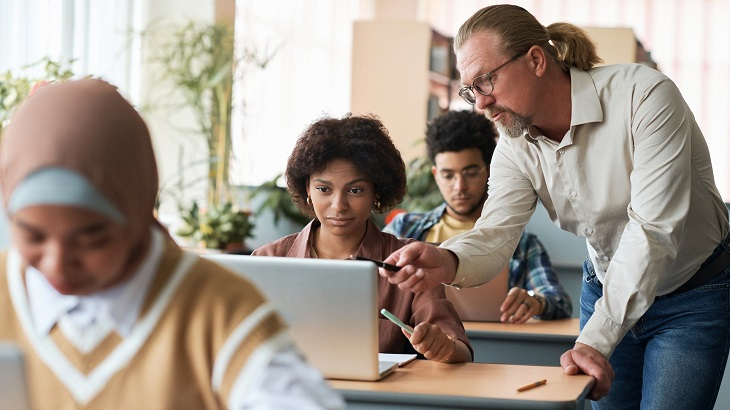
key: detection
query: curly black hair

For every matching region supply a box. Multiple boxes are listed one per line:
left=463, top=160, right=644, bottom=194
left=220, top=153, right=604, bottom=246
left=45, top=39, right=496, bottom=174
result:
left=425, top=110, right=498, bottom=165
left=285, top=113, right=407, bottom=218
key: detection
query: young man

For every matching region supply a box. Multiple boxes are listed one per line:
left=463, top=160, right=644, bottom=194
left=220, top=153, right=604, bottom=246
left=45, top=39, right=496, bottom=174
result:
left=384, top=110, right=571, bottom=323
left=379, top=4, right=730, bottom=408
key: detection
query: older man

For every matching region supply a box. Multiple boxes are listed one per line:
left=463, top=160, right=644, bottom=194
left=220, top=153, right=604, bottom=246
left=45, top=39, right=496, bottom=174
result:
left=380, top=4, right=730, bottom=409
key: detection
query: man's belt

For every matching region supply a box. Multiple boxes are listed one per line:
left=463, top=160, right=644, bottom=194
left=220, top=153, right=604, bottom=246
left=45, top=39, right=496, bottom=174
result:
left=666, top=240, right=730, bottom=297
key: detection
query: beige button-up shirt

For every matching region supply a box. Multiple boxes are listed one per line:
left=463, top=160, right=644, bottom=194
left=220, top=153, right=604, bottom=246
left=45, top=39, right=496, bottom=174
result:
left=442, top=64, right=729, bottom=357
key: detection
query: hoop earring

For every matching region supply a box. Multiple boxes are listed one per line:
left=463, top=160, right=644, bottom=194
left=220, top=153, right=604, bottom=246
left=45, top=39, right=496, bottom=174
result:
left=373, top=200, right=381, bottom=211
left=306, top=196, right=312, bottom=206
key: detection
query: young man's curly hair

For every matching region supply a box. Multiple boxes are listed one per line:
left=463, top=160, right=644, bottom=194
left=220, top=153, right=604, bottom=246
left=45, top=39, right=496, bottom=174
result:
left=425, top=110, right=498, bottom=165
left=285, top=113, right=407, bottom=218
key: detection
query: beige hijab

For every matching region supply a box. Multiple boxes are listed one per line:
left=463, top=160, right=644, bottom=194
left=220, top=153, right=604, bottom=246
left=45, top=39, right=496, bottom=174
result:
left=0, top=78, right=158, bottom=239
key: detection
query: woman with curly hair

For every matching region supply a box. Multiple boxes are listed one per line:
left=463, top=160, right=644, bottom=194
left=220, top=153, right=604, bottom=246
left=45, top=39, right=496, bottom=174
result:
left=253, top=113, right=473, bottom=363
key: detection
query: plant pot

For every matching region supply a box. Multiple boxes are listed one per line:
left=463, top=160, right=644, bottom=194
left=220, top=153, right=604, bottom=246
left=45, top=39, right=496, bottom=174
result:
left=224, top=242, right=252, bottom=255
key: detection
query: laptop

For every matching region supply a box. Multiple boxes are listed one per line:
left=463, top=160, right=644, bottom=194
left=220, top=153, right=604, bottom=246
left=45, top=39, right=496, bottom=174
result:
left=203, top=254, right=399, bottom=381
left=0, top=343, right=31, bottom=410
left=444, top=266, right=510, bottom=322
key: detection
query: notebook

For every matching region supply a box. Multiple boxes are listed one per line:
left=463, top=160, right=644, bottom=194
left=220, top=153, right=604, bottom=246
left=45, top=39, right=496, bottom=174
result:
left=203, top=254, right=399, bottom=381
left=444, top=266, right=510, bottom=322
left=0, top=343, right=31, bottom=410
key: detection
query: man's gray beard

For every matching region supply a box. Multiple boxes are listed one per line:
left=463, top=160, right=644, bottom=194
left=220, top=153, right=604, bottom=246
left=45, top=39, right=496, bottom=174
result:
left=496, top=112, right=533, bottom=139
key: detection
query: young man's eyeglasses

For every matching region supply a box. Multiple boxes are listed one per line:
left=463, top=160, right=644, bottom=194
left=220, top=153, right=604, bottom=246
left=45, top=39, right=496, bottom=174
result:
left=458, top=53, right=523, bottom=105
left=436, top=165, right=486, bottom=186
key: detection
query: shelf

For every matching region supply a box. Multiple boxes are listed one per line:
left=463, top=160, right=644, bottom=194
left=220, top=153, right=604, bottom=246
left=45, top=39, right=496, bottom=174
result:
left=351, top=21, right=459, bottom=162
left=582, top=26, right=658, bottom=69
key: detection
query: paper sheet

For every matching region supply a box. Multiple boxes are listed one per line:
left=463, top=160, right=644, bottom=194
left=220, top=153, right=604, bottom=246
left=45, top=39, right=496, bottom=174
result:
left=378, top=353, right=417, bottom=366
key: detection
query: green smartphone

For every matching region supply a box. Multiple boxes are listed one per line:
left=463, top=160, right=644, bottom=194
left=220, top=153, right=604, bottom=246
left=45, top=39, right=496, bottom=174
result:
left=381, top=308, right=414, bottom=335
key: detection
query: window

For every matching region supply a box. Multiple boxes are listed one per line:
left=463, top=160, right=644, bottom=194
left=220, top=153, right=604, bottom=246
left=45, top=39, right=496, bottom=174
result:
left=231, top=0, right=369, bottom=186
left=0, top=0, right=137, bottom=102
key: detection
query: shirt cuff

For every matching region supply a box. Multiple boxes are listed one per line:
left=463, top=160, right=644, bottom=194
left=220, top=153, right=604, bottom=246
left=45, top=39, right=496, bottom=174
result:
left=576, top=311, right=627, bottom=358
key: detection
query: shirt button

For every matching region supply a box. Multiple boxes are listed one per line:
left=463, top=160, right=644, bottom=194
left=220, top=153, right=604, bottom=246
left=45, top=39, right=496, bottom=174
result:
left=602, top=256, right=610, bottom=262
left=558, top=149, right=565, bottom=155
left=571, top=191, right=577, bottom=197
left=585, top=228, right=594, bottom=235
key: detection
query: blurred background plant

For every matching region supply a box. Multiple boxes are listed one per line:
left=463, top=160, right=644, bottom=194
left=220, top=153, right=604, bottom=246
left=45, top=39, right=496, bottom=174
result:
left=175, top=201, right=254, bottom=251
left=250, top=173, right=310, bottom=227
left=382, top=154, right=442, bottom=227
left=399, top=155, right=442, bottom=212
left=0, top=57, right=75, bottom=138
left=144, top=20, right=275, bottom=250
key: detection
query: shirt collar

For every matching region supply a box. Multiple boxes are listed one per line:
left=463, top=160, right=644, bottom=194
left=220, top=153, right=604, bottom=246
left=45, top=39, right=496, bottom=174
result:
left=295, top=218, right=383, bottom=260
left=569, top=66, right=603, bottom=126
left=523, top=67, right=603, bottom=145
left=26, top=228, right=164, bottom=337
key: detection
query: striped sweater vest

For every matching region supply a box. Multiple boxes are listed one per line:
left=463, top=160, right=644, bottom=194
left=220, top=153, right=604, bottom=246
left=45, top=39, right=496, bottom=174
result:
left=0, top=238, right=291, bottom=409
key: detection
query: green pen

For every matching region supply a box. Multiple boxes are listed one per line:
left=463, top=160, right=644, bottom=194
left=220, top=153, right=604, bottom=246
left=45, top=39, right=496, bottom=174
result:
left=381, top=308, right=414, bottom=335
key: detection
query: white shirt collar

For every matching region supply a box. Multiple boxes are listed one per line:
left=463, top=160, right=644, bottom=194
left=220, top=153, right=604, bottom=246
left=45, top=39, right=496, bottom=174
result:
left=26, top=228, right=165, bottom=337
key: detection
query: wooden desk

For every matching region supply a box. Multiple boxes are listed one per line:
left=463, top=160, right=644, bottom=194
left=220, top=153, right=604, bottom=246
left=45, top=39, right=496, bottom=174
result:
left=329, top=360, right=594, bottom=409
left=464, top=318, right=580, bottom=366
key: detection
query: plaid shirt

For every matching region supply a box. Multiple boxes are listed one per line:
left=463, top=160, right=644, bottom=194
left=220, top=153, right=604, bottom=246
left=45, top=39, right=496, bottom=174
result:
left=383, top=203, right=572, bottom=320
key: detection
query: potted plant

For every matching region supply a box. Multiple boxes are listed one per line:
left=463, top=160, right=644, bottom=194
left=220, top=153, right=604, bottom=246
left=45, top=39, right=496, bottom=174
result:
left=175, top=201, right=254, bottom=252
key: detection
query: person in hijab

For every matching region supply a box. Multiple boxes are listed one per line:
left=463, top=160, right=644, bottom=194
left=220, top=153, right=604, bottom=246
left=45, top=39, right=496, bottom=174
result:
left=0, top=79, right=344, bottom=409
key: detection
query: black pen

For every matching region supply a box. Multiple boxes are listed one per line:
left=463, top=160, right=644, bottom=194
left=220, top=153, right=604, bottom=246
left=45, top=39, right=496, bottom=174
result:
left=353, top=255, right=402, bottom=271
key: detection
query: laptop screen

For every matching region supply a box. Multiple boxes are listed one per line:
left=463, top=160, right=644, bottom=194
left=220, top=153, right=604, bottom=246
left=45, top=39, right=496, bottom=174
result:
left=443, top=266, right=510, bottom=322
left=203, top=254, right=387, bottom=380
left=0, top=343, right=31, bottom=410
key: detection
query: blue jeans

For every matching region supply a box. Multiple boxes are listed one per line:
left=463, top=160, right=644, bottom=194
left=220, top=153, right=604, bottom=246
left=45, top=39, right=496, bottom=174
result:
left=581, top=242, right=730, bottom=410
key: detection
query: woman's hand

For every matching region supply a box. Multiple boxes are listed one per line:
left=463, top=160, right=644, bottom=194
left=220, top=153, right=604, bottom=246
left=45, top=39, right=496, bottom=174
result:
left=406, top=322, right=471, bottom=363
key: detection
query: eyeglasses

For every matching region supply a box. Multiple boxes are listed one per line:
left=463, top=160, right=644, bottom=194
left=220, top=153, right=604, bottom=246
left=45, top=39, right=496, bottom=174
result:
left=436, top=165, right=486, bottom=186
left=458, top=53, right=523, bottom=105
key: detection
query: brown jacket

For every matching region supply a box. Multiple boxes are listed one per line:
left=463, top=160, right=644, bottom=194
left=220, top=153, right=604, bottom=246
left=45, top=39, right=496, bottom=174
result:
left=253, top=219, right=473, bottom=359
